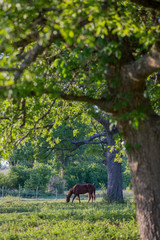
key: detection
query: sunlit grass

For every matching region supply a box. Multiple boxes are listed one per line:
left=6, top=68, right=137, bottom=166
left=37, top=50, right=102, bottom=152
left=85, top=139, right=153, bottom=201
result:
left=0, top=191, right=139, bottom=240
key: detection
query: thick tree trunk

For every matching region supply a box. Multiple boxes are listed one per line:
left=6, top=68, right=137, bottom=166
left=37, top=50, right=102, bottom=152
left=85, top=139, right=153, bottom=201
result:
left=119, top=114, right=160, bottom=239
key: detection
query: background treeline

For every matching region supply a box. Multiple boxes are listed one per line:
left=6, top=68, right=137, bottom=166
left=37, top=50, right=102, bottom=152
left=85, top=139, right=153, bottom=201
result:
left=0, top=158, right=130, bottom=194
left=0, top=115, right=131, bottom=196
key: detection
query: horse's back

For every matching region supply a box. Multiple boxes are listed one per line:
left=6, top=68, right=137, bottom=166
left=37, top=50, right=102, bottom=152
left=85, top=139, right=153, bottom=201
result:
left=73, top=184, right=95, bottom=194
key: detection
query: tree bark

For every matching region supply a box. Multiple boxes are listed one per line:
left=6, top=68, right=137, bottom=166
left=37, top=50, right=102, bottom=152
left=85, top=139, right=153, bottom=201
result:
left=105, top=149, right=123, bottom=201
left=118, top=113, right=160, bottom=239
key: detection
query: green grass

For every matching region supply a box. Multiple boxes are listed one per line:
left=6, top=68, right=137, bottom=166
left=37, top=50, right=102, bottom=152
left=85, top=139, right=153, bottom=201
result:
left=0, top=193, right=139, bottom=240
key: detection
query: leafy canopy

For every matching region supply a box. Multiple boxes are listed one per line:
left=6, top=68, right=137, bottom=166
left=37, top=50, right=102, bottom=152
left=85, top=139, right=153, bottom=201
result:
left=0, top=0, right=160, bottom=155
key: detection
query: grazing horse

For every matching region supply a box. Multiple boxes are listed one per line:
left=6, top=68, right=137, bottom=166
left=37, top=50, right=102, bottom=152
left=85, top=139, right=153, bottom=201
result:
left=66, top=184, right=96, bottom=203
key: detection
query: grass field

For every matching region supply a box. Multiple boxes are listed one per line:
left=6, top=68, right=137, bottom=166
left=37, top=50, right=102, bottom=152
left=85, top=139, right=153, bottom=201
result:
left=0, top=191, right=139, bottom=240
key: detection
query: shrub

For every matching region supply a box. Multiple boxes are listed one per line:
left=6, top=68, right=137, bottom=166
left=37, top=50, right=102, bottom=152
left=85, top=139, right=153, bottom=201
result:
left=0, top=171, right=19, bottom=189
left=24, top=162, right=52, bottom=191
left=0, top=173, right=7, bottom=187
left=8, top=165, right=29, bottom=188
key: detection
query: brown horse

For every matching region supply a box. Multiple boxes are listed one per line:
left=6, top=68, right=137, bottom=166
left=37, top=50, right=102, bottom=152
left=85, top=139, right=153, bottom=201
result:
left=66, top=184, right=96, bottom=203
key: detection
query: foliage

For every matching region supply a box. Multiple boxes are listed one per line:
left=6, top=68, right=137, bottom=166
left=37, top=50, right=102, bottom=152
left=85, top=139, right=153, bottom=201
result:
left=0, top=154, right=131, bottom=192
left=0, top=173, right=6, bottom=187
left=0, top=197, right=139, bottom=239
left=9, top=138, right=56, bottom=167
left=122, top=157, right=131, bottom=189
left=23, top=162, right=52, bottom=191
left=0, top=0, right=159, bottom=154
left=64, top=162, right=108, bottom=189
left=8, top=165, right=29, bottom=188
left=3, top=113, right=112, bottom=191
left=9, top=142, right=35, bottom=167
left=0, top=163, right=52, bottom=192
left=147, top=72, right=160, bottom=115
left=0, top=170, right=19, bottom=189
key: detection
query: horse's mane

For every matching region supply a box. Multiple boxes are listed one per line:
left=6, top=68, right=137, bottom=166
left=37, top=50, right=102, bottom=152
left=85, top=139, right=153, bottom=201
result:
left=66, top=188, right=73, bottom=202
left=67, top=189, right=73, bottom=197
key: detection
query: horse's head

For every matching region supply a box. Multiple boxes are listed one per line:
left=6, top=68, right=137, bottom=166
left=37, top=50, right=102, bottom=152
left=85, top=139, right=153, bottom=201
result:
left=66, top=195, right=70, bottom=203
left=66, top=189, right=73, bottom=203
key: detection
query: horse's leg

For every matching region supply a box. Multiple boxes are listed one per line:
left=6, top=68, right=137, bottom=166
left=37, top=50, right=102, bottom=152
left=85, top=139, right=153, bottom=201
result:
left=77, top=195, right=81, bottom=203
left=91, top=193, right=93, bottom=203
left=72, top=194, right=76, bottom=203
left=88, top=193, right=92, bottom=203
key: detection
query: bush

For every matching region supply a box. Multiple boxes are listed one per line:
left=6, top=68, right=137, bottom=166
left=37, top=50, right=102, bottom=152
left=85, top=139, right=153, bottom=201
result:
left=0, top=163, right=52, bottom=193
left=24, top=162, right=52, bottom=191
left=8, top=165, right=29, bottom=188
left=0, top=173, right=7, bottom=187
left=0, top=171, right=19, bottom=189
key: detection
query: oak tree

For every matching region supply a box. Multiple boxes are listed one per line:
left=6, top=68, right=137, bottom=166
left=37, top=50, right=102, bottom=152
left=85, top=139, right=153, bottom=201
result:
left=0, top=0, right=160, bottom=239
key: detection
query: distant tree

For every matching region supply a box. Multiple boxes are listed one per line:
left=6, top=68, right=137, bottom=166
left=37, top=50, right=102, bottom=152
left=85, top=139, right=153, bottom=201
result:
left=43, top=114, right=123, bottom=201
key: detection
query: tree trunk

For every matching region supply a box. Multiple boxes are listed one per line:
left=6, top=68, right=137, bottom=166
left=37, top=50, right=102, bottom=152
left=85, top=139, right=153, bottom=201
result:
left=119, top=114, right=160, bottom=239
left=104, top=126, right=123, bottom=202
left=105, top=149, right=123, bottom=201
left=95, top=115, right=124, bottom=202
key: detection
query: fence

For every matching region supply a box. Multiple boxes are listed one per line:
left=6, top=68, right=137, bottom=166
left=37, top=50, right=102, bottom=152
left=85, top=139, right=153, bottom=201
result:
left=0, top=185, right=59, bottom=200
left=0, top=186, right=106, bottom=201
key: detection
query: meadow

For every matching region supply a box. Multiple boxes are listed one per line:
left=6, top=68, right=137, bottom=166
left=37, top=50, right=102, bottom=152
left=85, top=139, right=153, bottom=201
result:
left=0, top=191, right=139, bottom=240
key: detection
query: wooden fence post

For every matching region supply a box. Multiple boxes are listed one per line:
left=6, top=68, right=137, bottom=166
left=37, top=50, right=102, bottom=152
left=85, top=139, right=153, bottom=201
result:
left=19, top=184, right=20, bottom=201
left=56, top=188, right=57, bottom=200
left=36, top=186, right=38, bottom=200
left=2, top=186, right=4, bottom=199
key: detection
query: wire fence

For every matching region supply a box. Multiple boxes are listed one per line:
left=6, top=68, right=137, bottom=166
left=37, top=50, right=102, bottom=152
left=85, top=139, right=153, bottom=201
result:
left=0, top=185, right=60, bottom=200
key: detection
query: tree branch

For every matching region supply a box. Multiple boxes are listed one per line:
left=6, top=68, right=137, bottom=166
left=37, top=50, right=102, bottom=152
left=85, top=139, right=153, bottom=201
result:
left=69, top=139, right=108, bottom=152
left=20, top=98, right=26, bottom=128
left=60, top=93, right=114, bottom=113
left=71, top=132, right=107, bottom=145
left=45, top=132, right=107, bottom=154
left=34, top=99, right=56, bottom=126
left=0, top=116, right=10, bottom=120
left=62, top=132, right=107, bottom=152
left=130, top=0, right=160, bottom=10
left=0, top=68, right=20, bottom=72
left=13, top=6, right=62, bottom=49
left=124, top=41, right=160, bottom=85
left=14, top=32, right=62, bottom=82
left=14, top=30, right=40, bottom=48
left=14, top=99, right=56, bottom=146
